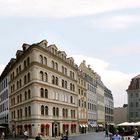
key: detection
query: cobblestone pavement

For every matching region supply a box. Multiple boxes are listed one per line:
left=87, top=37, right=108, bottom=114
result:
left=5, top=132, right=140, bottom=140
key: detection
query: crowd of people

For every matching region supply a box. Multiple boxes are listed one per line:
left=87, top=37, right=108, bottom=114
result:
left=105, top=126, right=139, bottom=140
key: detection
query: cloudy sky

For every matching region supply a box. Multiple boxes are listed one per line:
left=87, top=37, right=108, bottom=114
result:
left=0, top=0, right=140, bottom=107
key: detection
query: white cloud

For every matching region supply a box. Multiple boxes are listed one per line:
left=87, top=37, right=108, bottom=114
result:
left=110, top=45, right=140, bottom=54
left=72, top=55, right=137, bottom=107
left=0, top=65, right=5, bottom=75
left=92, top=15, right=140, bottom=29
left=0, top=0, right=140, bottom=17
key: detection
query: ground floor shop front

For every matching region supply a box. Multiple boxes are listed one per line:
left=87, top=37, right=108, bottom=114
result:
left=12, top=121, right=78, bottom=137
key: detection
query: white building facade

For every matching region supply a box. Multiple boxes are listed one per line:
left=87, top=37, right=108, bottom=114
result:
left=9, top=40, right=78, bottom=137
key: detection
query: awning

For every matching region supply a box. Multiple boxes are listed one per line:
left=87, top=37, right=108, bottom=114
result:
left=24, top=124, right=27, bottom=128
left=79, top=124, right=88, bottom=127
left=28, top=124, right=31, bottom=128
left=41, top=124, right=45, bottom=127
left=46, top=124, right=50, bottom=127
left=71, top=124, right=76, bottom=126
left=85, top=124, right=88, bottom=127
left=90, top=124, right=97, bottom=127
left=80, top=124, right=83, bottom=127
left=63, top=124, right=69, bottom=126
left=98, top=124, right=103, bottom=127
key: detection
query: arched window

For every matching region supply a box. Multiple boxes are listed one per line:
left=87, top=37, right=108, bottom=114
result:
left=70, top=96, right=73, bottom=104
left=79, top=99, right=80, bottom=107
left=17, top=81, right=19, bottom=89
left=19, top=79, right=22, bottom=87
left=71, top=110, right=73, bottom=118
left=20, top=94, right=22, bottom=102
left=55, top=62, right=58, bottom=70
left=44, top=72, right=48, bottom=82
left=53, top=107, right=55, bottom=116
left=52, top=60, right=55, bottom=69
left=62, top=79, right=64, bottom=88
left=20, top=109, right=22, bottom=118
left=56, top=77, right=58, bottom=85
left=40, top=55, right=43, bottom=64
left=27, top=57, right=30, bottom=66
left=24, top=75, right=27, bottom=84
left=73, top=110, right=75, bottom=118
left=13, top=84, right=15, bottom=91
left=28, top=106, right=31, bottom=116
left=25, top=91, right=27, bottom=100
left=28, top=73, right=30, bottom=82
left=17, top=95, right=19, bottom=103
left=25, top=107, right=28, bottom=117
left=65, top=68, right=67, bottom=75
left=63, top=108, right=65, bottom=117
left=28, top=89, right=31, bottom=99
left=24, top=60, right=27, bottom=69
left=40, top=88, right=44, bottom=97
left=45, top=89, right=48, bottom=98
left=70, top=83, right=72, bottom=91
left=56, top=108, right=59, bottom=116
left=65, top=81, right=67, bottom=89
left=45, top=106, right=48, bottom=115
left=44, top=57, right=47, bottom=65
left=66, top=109, right=68, bottom=117
left=52, top=75, right=55, bottom=84
left=73, top=84, right=75, bottom=92
left=41, top=105, right=44, bottom=115
left=40, top=71, right=44, bottom=81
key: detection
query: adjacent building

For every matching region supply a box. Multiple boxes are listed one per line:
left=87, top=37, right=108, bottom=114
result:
left=114, top=105, right=128, bottom=124
left=77, top=70, right=88, bottom=133
left=96, top=74, right=105, bottom=129
left=104, top=87, right=114, bottom=124
left=79, top=61, right=97, bottom=132
left=127, top=74, right=140, bottom=122
left=0, top=62, right=10, bottom=130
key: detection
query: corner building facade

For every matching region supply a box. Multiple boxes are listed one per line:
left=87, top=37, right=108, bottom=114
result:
left=9, top=40, right=78, bottom=137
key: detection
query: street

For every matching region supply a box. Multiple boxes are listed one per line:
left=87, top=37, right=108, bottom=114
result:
left=5, top=132, right=110, bottom=140
left=68, top=132, right=109, bottom=140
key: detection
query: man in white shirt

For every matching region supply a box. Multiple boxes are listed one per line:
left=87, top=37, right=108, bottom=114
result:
left=24, top=130, right=28, bottom=140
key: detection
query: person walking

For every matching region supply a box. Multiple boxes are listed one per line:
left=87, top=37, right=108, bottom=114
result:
left=112, top=130, right=122, bottom=140
left=133, top=128, right=139, bottom=140
left=1, top=132, right=5, bottom=140
left=65, top=130, right=68, bottom=140
left=24, top=130, right=28, bottom=140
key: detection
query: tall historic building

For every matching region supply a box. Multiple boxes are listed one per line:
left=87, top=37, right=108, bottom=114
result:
left=104, top=87, right=114, bottom=124
left=8, top=40, right=78, bottom=137
left=96, top=74, right=105, bottom=129
left=79, top=61, right=97, bottom=132
left=77, top=69, right=88, bottom=133
left=0, top=61, right=11, bottom=130
left=127, top=74, right=140, bottom=122
left=0, top=39, right=114, bottom=137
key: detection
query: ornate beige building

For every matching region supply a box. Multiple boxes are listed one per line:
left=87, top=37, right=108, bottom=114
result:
left=79, top=61, right=97, bottom=132
left=77, top=70, right=88, bottom=133
left=9, top=40, right=78, bottom=137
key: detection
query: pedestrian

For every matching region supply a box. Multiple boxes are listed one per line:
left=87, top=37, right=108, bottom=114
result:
left=1, top=131, right=5, bottom=140
left=13, top=130, right=16, bottom=138
left=112, top=130, right=122, bottom=140
left=65, top=130, right=68, bottom=140
left=133, top=128, right=139, bottom=140
left=24, top=130, right=28, bottom=140
left=105, top=128, right=109, bottom=137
